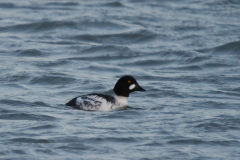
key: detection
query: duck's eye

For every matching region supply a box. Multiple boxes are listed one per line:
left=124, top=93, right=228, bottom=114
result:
left=128, top=80, right=131, bottom=83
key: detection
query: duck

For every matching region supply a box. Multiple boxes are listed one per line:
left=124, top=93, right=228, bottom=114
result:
left=65, top=75, right=146, bottom=111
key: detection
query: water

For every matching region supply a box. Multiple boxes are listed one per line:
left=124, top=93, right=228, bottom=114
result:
left=0, top=0, right=240, bottom=159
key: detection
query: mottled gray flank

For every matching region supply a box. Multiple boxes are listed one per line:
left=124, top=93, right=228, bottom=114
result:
left=75, top=94, right=115, bottom=111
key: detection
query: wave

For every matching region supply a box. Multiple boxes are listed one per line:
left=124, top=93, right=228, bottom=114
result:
left=168, top=139, right=239, bottom=146
left=195, top=116, right=240, bottom=132
left=0, top=112, right=55, bottom=121
left=0, top=21, right=79, bottom=32
left=80, top=45, right=134, bottom=55
left=131, top=59, right=174, bottom=66
left=77, top=20, right=129, bottom=30
left=197, top=41, right=240, bottom=55
left=103, top=2, right=125, bottom=7
left=0, top=19, right=130, bottom=34
left=10, top=138, right=50, bottom=143
left=45, top=2, right=79, bottom=6
left=29, top=75, right=76, bottom=85
left=206, top=0, right=240, bottom=5
left=16, top=49, right=43, bottom=57
left=35, top=60, right=69, bottom=67
left=0, top=72, right=29, bottom=83
left=0, top=3, right=15, bottom=8
left=70, top=29, right=158, bottom=44
left=0, top=99, right=51, bottom=107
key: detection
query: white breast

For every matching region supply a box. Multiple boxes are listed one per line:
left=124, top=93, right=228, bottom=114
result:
left=112, top=96, right=128, bottom=110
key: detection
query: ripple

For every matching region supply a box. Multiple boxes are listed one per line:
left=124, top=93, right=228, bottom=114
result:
left=11, top=149, right=26, bottom=155
left=0, top=99, right=30, bottom=106
left=55, top=144, right=88, bottom=151
left=174, top=25, right=205, bottom=31
left=141, top=142, right=163, bottom=146
left=71, top=29, right=157, bottom=44
left=168, top=139, right=204, bottom=145
left=186, top=54, right=211, bottom=63
left=29, top=124, right=56, bottom=130
left=35, top=149, right=56, bottom=156
left=162, top=50, right=194, bottom=61
left=103, top=2, right=125, bottom=7
left=198, top=41, right=240, bottom=55
left=139, top=75, right=177, bottom=81
left=85, top=137, right=137, bottom=143
left=202, top=62, right=234, bottom=68
left=168, top=139, right=239, bottom=146
left=209, top=89, right=240, bottom=97
left=67, top=55, right=130, bottom=62
left=195, top=117, right=240, bottom=131
left=0, top=113, right=56, bottom=121
left=0, top=99, right=51, bottom=108
left=87, top=65, right=122, bottom=73
left=171, top=65, right=202, bottom=71
left=0, top=2, right=15, bottom=8
left=148, top=89, right=186, bottom=98
left=200, top=100, right=228, bottom=109
left=35, top=60, right=69, bottom=67
left=133, top=59, right=174, bottom=66
left=80, top=45, right=133, bottom=55
left=206, top=0, right=240, bottom=5
left=29, top=75, right=76, bottom=85
left=182, top=75, right=221, bottom=84
left=212, top=41, right=240, bottom=55
left=10, top=138, right=50, bottom=143
left=78, top=20, right=129, bottom=30
left=16, top=49, right=43, bottom=57
left=0, top=73, right=29, bottom=82
left=0, top=21, right=79, bottom=33
left=32, top=101, right=52, bottom=107
left=45, top=2, right=79, bottom=6
left=231, top=86, right=240, bottom=92
left=97, top=114, right=125, bottom=119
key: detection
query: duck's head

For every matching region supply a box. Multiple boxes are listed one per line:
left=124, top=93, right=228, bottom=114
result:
left=113, top=75, right=146, bottom=97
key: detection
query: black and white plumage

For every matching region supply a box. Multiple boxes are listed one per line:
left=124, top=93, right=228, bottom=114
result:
left=66, top=75, right=146, bottom=111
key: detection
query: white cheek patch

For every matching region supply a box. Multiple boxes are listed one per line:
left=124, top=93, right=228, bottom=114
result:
left=129, top=84, right=136, bottom=90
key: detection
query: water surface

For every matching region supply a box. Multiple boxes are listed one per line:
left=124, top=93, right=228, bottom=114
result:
left=0, top=0, right=240, bottom=159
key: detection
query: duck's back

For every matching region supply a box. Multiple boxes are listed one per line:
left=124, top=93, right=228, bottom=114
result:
left=66, top=93, right=116, bottom=111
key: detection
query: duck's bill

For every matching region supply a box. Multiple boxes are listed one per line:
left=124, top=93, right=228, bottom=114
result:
left=135, top=85, right=146, bottom=91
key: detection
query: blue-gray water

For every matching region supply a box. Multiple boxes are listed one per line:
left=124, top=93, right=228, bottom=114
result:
left=1, top=0, right=240, bottom=159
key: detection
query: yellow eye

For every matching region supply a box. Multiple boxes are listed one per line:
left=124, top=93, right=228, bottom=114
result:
left=128, top=80, right=131, bottom=83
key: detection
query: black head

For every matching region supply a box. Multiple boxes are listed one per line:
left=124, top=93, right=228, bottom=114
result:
left=113, top=75, right=146, bottom=97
